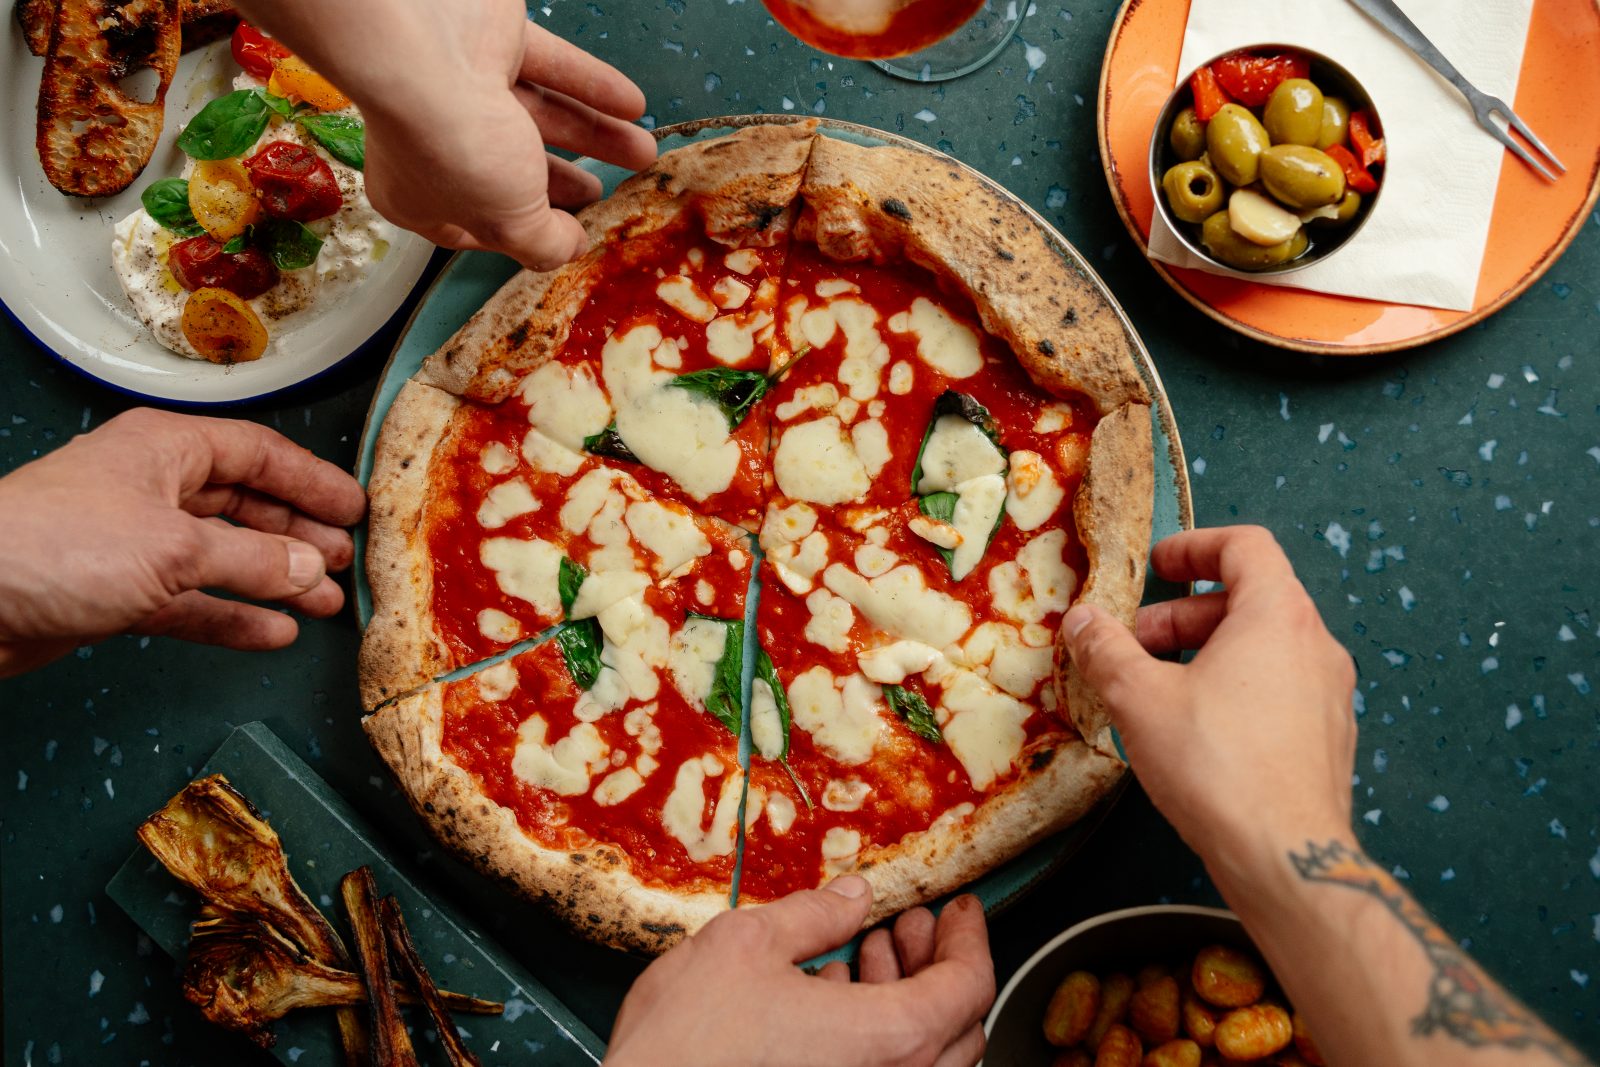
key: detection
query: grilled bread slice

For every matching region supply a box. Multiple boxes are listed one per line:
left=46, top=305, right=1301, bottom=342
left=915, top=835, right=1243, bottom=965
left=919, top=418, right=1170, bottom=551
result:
left=17, top=0, right=235, bottom=56
left=35, top=0, right=180, bottom=197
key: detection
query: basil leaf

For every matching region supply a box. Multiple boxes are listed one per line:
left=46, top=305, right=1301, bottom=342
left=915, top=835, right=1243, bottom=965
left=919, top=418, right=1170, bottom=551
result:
left=255, top=88, right=298, bottom=119
left=695, top=615, right=744, bottom=738
left=221, top=232, right=248, bottom=254
left=911, top=389, right=1006, bottom=492
left=583, top=424, right=639, bottom=464
left=917, top=492, right=960, bottom=571
left=177, top=89, right=273, bottom=160
left=296, top=112, right=365, bottom=170
left=140, top=179, right=204, bottom=237
left=558, top=556, right=586, bottom=619
left=260, top=218, right=323, bottom=271
left=669, top=367, right=769, bottom=430
left=884, top=684, right=943, bottom=745
left=555, top=619, right=603, bottom=691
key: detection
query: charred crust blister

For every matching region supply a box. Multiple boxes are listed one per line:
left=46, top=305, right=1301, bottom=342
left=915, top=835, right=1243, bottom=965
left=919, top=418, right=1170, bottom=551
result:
left=995, top=247, right=1015, bottom=261
left=506, top=321, right=531, bottom=350
left=655, top=171, right=673, bottom=191
left=1037, top=339, right=1056, bottom=356
left=881, top=197, right=913, bottom=221
left=1029, top=748, right=1056, bottom=772
left=749, top=202, right=784, bottom=231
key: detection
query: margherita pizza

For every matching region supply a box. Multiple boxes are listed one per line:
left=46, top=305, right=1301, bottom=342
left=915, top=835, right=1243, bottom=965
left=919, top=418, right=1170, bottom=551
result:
left=360, top=120, right=1154, bottom=954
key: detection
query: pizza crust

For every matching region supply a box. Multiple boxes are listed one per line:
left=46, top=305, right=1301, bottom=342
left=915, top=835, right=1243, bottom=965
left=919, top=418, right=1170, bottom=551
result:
left=1058, top=401, right=1155, bottom=754
left=364, top=689, right=728, bottom=955
left=418, top=120, right=821, bottom=404
left=796, top=136, right=1150, bottom=416
left=359, top=379, right=462, bottom=711
left=854, top=735, right=1124, bottom=920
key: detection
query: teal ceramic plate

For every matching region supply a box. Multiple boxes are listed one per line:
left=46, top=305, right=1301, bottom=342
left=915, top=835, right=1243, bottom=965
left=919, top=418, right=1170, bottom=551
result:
left=351, top=116, right=1194, bottom=961
left=107, top=722, right=606, bottom=1066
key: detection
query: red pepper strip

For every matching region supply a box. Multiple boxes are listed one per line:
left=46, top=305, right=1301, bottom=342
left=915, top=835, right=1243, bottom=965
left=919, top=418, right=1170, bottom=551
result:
left=1189, top=66, right=1232, bottom=122
left=1211, top=51, right=1311, bottom=107
left=1326, top=144, right=1379, bottom=194
left=1349, top=110, right=1386, bottom=169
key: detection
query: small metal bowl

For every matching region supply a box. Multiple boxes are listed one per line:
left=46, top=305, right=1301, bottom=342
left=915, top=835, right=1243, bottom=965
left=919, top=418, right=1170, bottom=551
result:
left=983, top=905, right=1257, bottom=1065
left=1148, top=45, right=1383, bottom=276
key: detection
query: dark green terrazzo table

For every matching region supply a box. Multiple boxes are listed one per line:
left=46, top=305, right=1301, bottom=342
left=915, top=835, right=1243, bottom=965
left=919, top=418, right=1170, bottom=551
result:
left=3, top=1, right=1598, bottom=1063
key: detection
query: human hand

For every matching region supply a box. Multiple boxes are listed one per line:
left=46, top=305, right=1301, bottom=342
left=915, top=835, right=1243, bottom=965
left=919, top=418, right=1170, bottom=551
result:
left=606, top=878, right=995, bottom=1067
left=0, top=408, right=365, bottom=677
left=234, top=0, right=657, bottom=272
left=1061, top=526, right=1357, bottom=874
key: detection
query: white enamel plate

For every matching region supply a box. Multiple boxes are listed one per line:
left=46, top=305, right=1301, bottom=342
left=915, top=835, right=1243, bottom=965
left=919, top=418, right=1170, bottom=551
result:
left=0, top=27, right=435, bottom=405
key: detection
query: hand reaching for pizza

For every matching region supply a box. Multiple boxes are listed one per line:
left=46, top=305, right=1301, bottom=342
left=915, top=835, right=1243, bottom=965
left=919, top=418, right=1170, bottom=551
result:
left=0, top=408, right=366, bottom=677
left=606, top=878, right=995, bottom=1067
left=1062, top=525, right=1358, bottom=869
left=230, top=0, right=658, bottom=271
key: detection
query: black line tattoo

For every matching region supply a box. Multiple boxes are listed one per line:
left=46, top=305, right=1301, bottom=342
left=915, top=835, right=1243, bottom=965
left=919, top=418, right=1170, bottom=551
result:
left=1290, top=840, right=1588, bottom=1066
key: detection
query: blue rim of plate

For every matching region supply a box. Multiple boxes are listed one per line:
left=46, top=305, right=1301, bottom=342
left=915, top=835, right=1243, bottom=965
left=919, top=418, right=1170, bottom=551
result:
left=3, top=246, right=450, bottom=410
left=352, top=115, right=1194, bottom=958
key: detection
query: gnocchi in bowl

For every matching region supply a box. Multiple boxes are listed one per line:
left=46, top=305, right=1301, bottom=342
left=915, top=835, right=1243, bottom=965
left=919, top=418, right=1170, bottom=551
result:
left=984, top=905, right=1325, bottom=1066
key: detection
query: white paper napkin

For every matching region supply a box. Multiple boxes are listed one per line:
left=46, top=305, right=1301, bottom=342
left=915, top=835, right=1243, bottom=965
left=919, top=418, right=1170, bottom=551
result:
left=1147, top=0, right=1534, bottom=312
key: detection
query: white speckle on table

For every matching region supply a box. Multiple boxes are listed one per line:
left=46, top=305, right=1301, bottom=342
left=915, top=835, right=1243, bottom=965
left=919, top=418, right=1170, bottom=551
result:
left=1364, top=809, right=1382, bottom=825
left=1558, top=625, right=1575, bottom=641
left=1318, top=422, right=1334, bottom=443
left=1506, top=704, right=1523, bottom=730
left=913, top=108, right=937, bottom=122
left=88, top=970, right=104, bottom=996
left=103, top=778, right=114, bottom=799
left=1428, top=795, right=1450, bottom=813
left=1278, top=393, right=1290, bottom=420
left=1487, top=373, right=1505, bottom=388
left=1481, top=657, right=1499, bottom=674
left=126, top=1003, right=149, bottom=1025
left=1398, top=587, right=1416, bottom=611
left=1192, top=457, right=1206, bottom=476
left=1478, top=440, right=1497, bottom=461
left=49, top=904, right=63, bottom=923
left=1325, top=522, right=1350, bottom=558
left=1550, top=819, right=1568, bottom=840
left=1441, top=868, right=1455, bottom=881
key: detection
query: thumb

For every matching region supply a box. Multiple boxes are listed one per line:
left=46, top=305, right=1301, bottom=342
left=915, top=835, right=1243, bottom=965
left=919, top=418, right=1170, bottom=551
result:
left=485, top=204, right=589, bottom=272
left=1062, top=603, right=1176, bottom=727
left=746, top=876, right=873, bottom=964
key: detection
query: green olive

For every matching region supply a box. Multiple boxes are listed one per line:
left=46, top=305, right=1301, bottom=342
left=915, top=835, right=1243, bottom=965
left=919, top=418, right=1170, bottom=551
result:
left=1162, top=161, right=1226, bottom=224
left=1168, top=107, right=1208, bottom=162
left=1201, top=210, right=1310, bottom=270
left=1259, top=145, right=1346, bottom=209
left=1205, top=104, right=1271, bottom=187
left=1263, top=78, right=1325, bottom=147
left=1316, top=96, right=1351, bottom=149
left=1308, top=189, right=1362, bottom=226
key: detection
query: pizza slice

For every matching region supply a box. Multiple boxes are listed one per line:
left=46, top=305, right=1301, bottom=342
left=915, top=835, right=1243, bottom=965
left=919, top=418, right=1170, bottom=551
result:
left=360, top=378, right=752, bottom=710
left=363, top=567, right=755, bottom=954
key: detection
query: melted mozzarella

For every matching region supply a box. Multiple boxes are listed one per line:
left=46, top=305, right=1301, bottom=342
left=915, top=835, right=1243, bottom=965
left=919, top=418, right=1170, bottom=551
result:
left=593, top=767, right=645, bottom=806
left=712, top=276, right=752, bottom=309
left=787, top=667, right=884, bottom=765
left=851, top=418, right=890, bottom=478
left=561, top=467, right=631, bottom=537
left=724, top=248, right=761, bottom=274
left=803, top=587, right=855, bottom=652
left=772, top=530, right=831, bottom=594
left=623, top=703, right=663, bottom=754
left=1005, top=450, right=1065, bottom=531
left=916, top=415, right=1007, bottom=493
left=521, top=426, right=585, bottom=476
left=822, top=563, right=973, bottom=649
left=909, top=513, right=962, bottom=551
left=474, top=661, right=518, bottom=701
left=822, top=777, right=871, bottom=812
left=521, top=361, right=611, bottom=452
left=776, top=382, right=840, bottom=422
left=765, top=791, right=797, bottom=834
left=948, top=472, right=1007, bottom=581
left=1034, top=403, right=1073, bottom=434
left=661, top=755, right=743, bottom=863
left=888, top=297, right=982, bottom=379
left=858, top=640, right=942, bottom=685
left=705, top=312, right=765, bottom=365
left=750, top=676, right=785, bottom=760
left=853, top=543, right=898, bottom=578
left=657, top=276, right=718, bottom=322
left=962, top=621, right=1052, bottom=698
left=667, top=616, right=730, bottom=712
left=936, top=671, right=1029, bottom=791
left=480, top=536, right=563, bottom=615
left=476, top=608, right=521, bottom=643
left=479, top=441, right=517, bottom=475
left=476, top=479, right=539, bottom=530
left=773, top=416, right=869, bottom=504
left=888, top=361, right=914, bottom=395
left=511, top=717, right=609, bottom=796
left=988, top=529, right=1076, bottom=625
left=625, top=500, right=710, bottom=574
left=603, top=323, right=740, bottom=500
left=821, top=826, right=863, bottom=875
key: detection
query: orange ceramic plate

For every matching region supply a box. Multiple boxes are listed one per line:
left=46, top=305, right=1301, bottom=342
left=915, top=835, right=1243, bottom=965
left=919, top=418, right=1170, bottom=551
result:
left=1097, top=0, right=1600, bottom=354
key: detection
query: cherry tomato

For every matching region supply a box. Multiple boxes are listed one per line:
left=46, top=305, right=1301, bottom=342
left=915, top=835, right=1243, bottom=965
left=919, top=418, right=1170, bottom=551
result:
left=1210, top=51, right=1311, bottom=107
left=244, top=142, right=343, bottom=221
left=231, top=23, right=290, bottom=80
left=167, top=236, right=279, bottom=300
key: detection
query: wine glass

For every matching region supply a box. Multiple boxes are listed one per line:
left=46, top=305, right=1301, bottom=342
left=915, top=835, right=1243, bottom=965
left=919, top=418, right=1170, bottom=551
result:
left=762, top=0, right=1029, bottom=82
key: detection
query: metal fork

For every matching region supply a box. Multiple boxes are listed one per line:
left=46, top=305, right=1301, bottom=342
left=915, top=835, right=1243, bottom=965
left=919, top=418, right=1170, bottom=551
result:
left=1347, top=0, right=1565, bottom=181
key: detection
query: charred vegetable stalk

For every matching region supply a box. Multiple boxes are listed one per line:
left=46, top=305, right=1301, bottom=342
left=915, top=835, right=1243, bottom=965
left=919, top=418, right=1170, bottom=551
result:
left=381, top=896, right=483, bottom=1067
left=341, top=866, right=419, bottom=1067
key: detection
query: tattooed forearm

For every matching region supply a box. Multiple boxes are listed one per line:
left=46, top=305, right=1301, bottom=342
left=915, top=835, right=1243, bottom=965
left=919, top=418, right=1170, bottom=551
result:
left=1289, top=840, right=1588, bottom=1066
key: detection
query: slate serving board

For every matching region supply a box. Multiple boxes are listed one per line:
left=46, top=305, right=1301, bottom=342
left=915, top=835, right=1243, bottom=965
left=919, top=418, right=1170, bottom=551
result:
left=106, top=721, right=605, bottom=1066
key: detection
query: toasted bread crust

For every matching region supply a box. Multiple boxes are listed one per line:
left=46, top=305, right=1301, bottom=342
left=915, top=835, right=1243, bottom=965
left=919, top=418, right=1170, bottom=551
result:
left=36, top=0, right=179, bottom=197
left=19, top=0, right=234, bottom=55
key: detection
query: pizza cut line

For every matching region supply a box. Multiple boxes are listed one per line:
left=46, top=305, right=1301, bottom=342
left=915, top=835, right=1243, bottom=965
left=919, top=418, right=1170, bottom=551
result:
left=360, top=121, right=1156, bottom=954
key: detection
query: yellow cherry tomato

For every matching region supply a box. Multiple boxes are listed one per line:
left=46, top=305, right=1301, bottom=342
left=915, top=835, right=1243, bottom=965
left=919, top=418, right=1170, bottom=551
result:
left=181, top=287, right=268, bottom=364
left=268, top=55, right=352, bottom=111
left=188, top=159, right=261, bottom=242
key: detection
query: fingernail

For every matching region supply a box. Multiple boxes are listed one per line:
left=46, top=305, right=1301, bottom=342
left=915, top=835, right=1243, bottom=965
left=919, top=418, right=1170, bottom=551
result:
left=1064, top=604, right=1095, bottom=639
left=287, top=542, right=324, bottom=590
left=824, top=875, right=869, bottom=899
